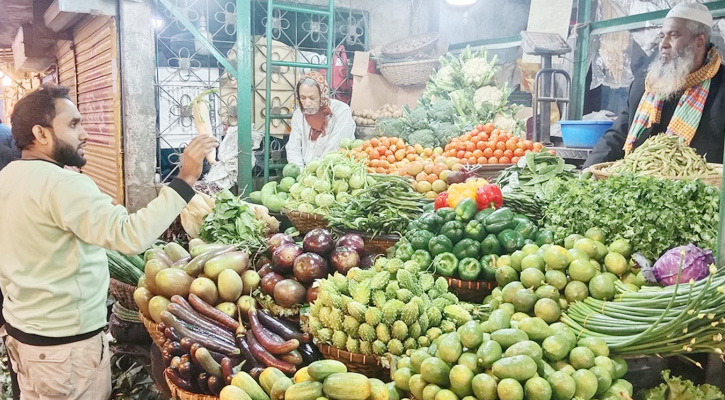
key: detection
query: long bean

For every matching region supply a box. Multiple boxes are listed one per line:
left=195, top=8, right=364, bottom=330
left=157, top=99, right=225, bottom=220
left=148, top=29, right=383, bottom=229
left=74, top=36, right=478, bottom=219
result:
left=603, top=134, right=715, bottom=177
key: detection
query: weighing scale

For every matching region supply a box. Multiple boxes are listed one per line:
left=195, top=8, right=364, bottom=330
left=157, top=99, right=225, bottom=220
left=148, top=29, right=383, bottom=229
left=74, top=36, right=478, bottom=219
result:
left=520, top=31, right=593, bottom=161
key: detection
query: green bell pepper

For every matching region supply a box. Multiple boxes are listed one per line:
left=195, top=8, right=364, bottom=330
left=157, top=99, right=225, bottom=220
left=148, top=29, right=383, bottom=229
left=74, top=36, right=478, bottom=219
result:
left=497, top=229, right=525, bottom=254
left=512, top=213, right=531, bottom=226
left=424, top=202, right=435, bottom=212
left=440, top=220, right=465, bottom=243
left=475, top=208, right=495, bottom=223
left=433, top=252, right=458, bottom=277
left=412, top=250, right=433, bottom=270
left=395, top=242, right=415, bottom=261
left=410, top=230, right=435, bottom=251
left=480, top=255, right=498, bottom=281
left=455, top=198, right=478, bottom=222
left=407, top=219, right=422, bottom=232
left=418, top=212, right=443, bottom=233
left=484, top=207, right=516, bottom=234
left=513, top=220, right=536, bottom=240
left=436, top=207, right=457, bottom=224
left=428, top=235, right=454, bottom=257
left=464, top=220, right=487, bottom=242
left=458, top=257, right=482, bottom=281
left=453, top=238, right=481, bottom=260
left=535, top=230, right=555, bottom=246
left=481, top=234, right=502, bottom=255
left=387, top=240, right=401, bottom=258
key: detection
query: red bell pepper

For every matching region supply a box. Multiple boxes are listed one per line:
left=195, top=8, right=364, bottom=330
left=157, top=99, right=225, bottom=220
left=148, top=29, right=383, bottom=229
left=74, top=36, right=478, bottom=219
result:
left=476, top=184, right=503, bottom=210
left=434, top=192, right=449, bottom=210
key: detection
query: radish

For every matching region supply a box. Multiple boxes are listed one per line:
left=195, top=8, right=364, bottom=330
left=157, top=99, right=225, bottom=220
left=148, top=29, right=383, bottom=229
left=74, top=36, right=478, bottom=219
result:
left=193, top=89, right=218, bottom=165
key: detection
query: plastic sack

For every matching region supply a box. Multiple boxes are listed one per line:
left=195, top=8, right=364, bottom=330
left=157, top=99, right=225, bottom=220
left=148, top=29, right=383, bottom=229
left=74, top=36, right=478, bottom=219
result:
left=652, top=244, right=714, bottom=286
left=204, top=126, right=264, bottom=190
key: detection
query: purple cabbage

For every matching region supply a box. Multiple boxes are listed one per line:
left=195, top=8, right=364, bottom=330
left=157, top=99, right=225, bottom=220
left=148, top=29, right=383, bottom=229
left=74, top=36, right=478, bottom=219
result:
left=652, top=244, right=714, bottom=286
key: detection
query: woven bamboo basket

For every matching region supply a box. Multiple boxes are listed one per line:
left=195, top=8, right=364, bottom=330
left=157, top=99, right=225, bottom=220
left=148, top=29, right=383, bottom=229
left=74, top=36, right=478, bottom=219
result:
left=164, top=369, right=219, bottom=400
left=140, top=312, right=167, bottom=350
left=282, top=208, right=329, bottom=234
left=334, top=229, right=400, bottom=255
left=355, top=125, right=377, bottom=140
left=317, top=343, right=388, bottom=380
left=379, top=58, right=438, bottom=87
left=381, top=33, right=440, bottom=59
left=110, top=278, right=138, bottom=311
left=443, top=277, right=497, bottom=303
left=588, top=161, right=723, bottom=187
left=466, top=163, right=512, bottom=182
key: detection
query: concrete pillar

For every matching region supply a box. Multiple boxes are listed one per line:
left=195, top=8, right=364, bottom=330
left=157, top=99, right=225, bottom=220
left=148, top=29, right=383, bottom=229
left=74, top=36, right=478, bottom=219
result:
left=118, top=0, right=158, bottom=212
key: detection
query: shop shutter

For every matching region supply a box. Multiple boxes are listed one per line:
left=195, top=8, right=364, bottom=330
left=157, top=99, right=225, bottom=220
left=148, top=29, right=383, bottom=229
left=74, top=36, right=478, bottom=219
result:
left=56, top=16, right=123, bottom=204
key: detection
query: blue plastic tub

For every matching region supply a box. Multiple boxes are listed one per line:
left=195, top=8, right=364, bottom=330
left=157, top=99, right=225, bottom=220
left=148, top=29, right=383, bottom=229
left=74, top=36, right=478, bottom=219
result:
left=558, top=120, right=614, bottom=148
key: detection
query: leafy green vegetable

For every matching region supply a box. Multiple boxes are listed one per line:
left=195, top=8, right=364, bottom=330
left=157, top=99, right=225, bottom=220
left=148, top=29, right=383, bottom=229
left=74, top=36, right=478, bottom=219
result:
left=543, top=174, right=719, bottom=260
left=200, top=189, right=267, bottom=251
left=641, top=370, right=724, bottom=400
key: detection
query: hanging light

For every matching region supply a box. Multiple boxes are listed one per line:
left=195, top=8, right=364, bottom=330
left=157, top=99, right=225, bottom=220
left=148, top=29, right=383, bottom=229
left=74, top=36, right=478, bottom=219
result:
left=2, top=75, right=12, bottom=87
left=446, top=0, right=478, bottom=5
left=153, top=17, right=164, bottom=29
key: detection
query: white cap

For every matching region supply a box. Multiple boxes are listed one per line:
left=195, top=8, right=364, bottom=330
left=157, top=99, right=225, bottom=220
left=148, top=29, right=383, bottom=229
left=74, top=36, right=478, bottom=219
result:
left=666, top=2, right=713, bottom=27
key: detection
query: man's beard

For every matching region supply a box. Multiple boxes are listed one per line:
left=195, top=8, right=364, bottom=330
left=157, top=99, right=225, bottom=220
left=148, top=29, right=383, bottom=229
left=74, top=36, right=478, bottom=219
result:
left=52, top=133, right=86, bottom=168
left=646, top=44, right=696, bottom=100
left=302, top=106, right=320, bottom=115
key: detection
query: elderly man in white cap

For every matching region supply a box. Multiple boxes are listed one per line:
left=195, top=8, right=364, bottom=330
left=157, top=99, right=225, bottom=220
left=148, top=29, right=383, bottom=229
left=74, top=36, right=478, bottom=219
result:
left=585, top=2, right=724, bottom=167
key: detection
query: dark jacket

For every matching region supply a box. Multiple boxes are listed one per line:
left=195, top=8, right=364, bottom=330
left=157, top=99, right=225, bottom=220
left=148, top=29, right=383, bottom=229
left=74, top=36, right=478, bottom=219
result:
left=584, top=64, right=725, bottom=168
left=0, top=144, right=13, bottom=172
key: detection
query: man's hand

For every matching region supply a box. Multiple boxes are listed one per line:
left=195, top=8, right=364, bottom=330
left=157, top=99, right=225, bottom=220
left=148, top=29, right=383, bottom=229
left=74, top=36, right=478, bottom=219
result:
left=178, top=136, right=218, bottom=187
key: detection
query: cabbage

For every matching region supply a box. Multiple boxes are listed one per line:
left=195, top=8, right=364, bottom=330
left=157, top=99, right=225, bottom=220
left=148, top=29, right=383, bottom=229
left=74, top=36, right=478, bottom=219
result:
left=652, top=244, right=714, bottom=286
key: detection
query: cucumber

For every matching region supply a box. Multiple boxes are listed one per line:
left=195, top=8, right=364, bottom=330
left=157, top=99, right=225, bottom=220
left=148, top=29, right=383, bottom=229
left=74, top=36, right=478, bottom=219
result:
left=322, top=373, right=371, bottom=400
left=490, top=329, right=529, bottom=349
left=271, top=378, right=294, bottom=400
left=308, top=360, right=347, bottom=381
left=260, top=367, right=288, bottom=394
left=285, top=382, right=324, bottom=400
left=420, top=357, right=451, bottom=386
left=232, top=371, right=271, bottom=400
left=492, top=355, right=538, bottom=381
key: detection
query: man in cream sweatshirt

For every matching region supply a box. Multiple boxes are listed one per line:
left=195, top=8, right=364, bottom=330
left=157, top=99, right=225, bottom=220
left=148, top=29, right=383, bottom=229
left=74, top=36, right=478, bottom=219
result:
left=0, top=84, right=217, bottom=399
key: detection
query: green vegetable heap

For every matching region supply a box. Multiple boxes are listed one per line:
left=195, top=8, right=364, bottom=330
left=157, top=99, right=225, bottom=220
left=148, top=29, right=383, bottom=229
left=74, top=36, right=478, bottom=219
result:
left=391, top=200, right=552, bottom=282
left=326, top=174, right=429, bottom=236
left=375, top=46, right=521, bottom=148
left=543, top=174, right=719, bottom=260
left=308, top=261, right=488, bottom=356
left=199, top=189, right=267, bottom=250
left=641, top=370, right=724, bottom=400
left=285, top=152, right=372, bottom=215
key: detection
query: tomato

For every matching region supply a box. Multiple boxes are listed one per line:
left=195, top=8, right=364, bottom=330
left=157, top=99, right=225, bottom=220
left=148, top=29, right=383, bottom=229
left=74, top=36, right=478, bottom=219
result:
left=370, top=138, right=380, bottom=146
left=514, top=148, right=525, bottom=157
left=511, top=156, right=520, bottom=164
left=491, top=129, right=500, bottom=136
left=468, top=156, right=478, bottom=164
left=476, top=141, right=487, bottom=151
left=483, top=148, right=494, bottom=158
left=499, top=156, right=511, bottom=164
left=503, top=149, right=514, bottom=158
left=495, top=141, right=507, bottom=151
left=493, top=149, right=504, bottom=158
left=506, top=139, right=518, bottom=151
left=483, top=123, right=495, bottom=134
left=457, top=150, right=466, bottom=159
left=473, top=149, right=483, bottom=158
left=488, top=156, right=499, bottom=164
left=478, top=156, right=488, bottom=164
left=533, top=143, right=544, bottom=151
left=466, top=142, right=476, bottom=152
left=523, top=140, right=534, bottom=150
left=477, top=124, right=485, bottom=131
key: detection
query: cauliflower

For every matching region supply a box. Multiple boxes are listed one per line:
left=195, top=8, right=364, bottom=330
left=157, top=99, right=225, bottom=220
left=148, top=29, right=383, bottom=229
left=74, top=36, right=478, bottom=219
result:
left=474, top=86, right=505, bottom=109
left=407, top=129, right=437, bottom=149
left=432, top=65, right=458, bottom=92
left=449, top=89, right=473, bottom=117
left=462, top=57, right=496, bottom=87
left=430, top=100, right=456, bottom=123
left=493, top=112, right=520, bottom=133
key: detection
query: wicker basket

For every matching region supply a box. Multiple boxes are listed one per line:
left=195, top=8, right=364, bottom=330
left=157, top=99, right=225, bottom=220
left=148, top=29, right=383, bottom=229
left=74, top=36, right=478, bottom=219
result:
left=110, top=278, right=138, bottom=311
left=283, top=208, right=329, bottom=235
left=140, top=312, right=167, bottom=350
left=466, top=163, right=512, bottom=182
left=317, top=343, right=388, bottom=380
left=588, top=161, right=723, bottom=187
left=164, top=369, right=219, bottom=400
left=381, top=33, right=440, bottom=59
left=379, top=58, right=438, bottom=87
left=444, top=277, right=497, bottom=303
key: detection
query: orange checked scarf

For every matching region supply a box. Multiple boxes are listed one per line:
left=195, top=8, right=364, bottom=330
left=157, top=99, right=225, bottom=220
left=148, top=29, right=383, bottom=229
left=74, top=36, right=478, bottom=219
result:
left=624, top=47, right=721, bottom=154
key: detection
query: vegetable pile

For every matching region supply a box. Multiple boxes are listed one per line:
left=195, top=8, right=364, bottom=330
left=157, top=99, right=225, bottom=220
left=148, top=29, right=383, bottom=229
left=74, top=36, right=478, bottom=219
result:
left=107, top=249, right=146, bottom=286
left=256, top=229, right=370, bottom=316
left=395, top=199, right=548, bottom=282
left=562, top=262, right=725, bottom=357
left=327, top=174, right=429, bottom=236
left=442, top=124, right=543, bottom=165
left=641, top=370, right=724, bottom=400
left=602, top=134, right=717, bottom=178
left=249, top=163, right=301, bottom=213
left=285, top=152, right=372, bottom=215
left=134, top=240, right=323, bottom=396
left=543, top=174, right=719, bottom=260
left=496, top=152, right=577, bottom=222
left=309, top=259, right=487, bottom=356
left=200, top=190, right=271, bottom=252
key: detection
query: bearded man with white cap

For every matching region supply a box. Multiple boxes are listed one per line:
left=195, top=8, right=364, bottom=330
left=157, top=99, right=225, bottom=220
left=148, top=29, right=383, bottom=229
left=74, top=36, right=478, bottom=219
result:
left=584, top=2, right=724, bottom=167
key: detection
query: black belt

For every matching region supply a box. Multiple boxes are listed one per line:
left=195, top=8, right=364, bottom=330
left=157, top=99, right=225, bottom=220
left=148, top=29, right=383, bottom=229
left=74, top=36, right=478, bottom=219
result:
left=5, top=323, right=103, bottom=346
